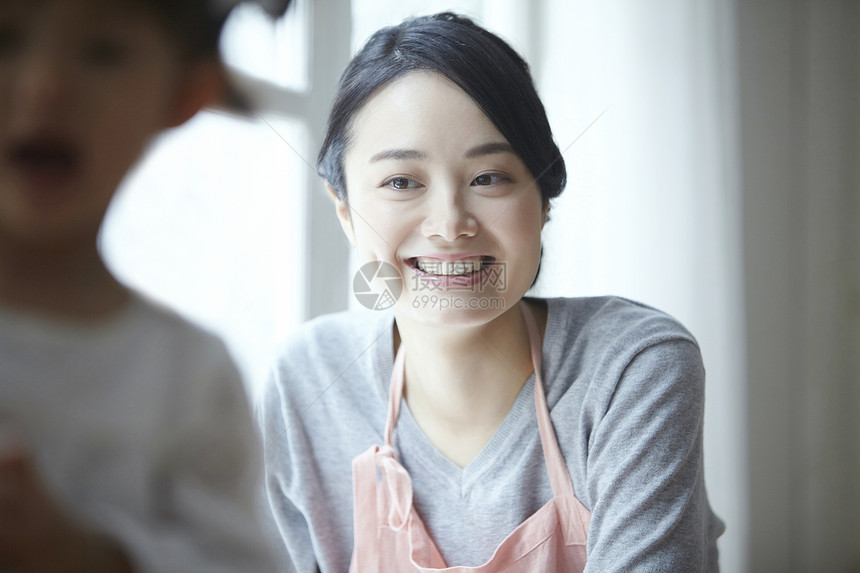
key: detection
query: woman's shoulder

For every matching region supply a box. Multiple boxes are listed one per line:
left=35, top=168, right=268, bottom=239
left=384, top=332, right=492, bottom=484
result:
left=279, top=308, right=390, bottom=350
left=538, top=296, right=702, bottom=399
left=543, top=295, right=698, bottom=350
left=268, top=308, right=393, bottom=380
left=539, top=296, right=706, bottom=436
left=260, top=309, right=392, bottom=438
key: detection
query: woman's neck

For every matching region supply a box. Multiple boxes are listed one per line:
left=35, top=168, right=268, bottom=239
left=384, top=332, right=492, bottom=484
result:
left=393, top=299, right=547, bottom=467
left=0, top=232, right=130, bottom=321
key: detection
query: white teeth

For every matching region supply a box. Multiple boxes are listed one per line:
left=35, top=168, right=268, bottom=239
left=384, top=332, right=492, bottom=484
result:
left=415, top=258, right=484, bottom=275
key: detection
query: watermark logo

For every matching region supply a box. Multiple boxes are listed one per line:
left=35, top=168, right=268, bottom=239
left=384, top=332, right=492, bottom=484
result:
left=412, top=294, right=506, bottom=311
left=411, top=261, right=507, bottom=292
left=353, top=261, right=403, bottom=310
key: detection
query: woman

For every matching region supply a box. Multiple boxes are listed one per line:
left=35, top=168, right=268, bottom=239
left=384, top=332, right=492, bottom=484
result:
left=260, top=12, right=723, bottom=572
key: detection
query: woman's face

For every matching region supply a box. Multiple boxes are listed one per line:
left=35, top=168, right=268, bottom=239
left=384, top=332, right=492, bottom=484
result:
left=337, top=71, right=546, bottom=327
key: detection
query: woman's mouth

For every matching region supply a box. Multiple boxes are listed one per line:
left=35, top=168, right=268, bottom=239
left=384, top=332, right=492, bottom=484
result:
left=405, top=256, right=498, bottom=290
left=409, top=256, right=494, bottom=276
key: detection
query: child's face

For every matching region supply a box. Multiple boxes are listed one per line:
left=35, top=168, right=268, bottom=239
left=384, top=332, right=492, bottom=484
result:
left=0, top=0, right=197, bottom=246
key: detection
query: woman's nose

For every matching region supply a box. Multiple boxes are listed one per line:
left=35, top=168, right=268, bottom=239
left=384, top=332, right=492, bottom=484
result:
left=420, top=185, right=478, bottom=241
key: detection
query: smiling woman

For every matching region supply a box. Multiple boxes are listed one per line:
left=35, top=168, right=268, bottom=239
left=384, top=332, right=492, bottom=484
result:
left=335, top=71, right=545, bottom=328
left=260, top=12, right=724, bottom=573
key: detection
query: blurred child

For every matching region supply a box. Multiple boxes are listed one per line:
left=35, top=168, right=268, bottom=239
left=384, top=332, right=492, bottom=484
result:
left=0, top=0, right=287, bottom=570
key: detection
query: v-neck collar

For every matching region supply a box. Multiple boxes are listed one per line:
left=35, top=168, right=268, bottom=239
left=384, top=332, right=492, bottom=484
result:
left=396, top=375, right=537, bottom=490
left=371, top=298, right=563, bottom=491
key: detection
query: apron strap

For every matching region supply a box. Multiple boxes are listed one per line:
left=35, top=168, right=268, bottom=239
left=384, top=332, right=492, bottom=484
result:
left=351, top=446, right=381, bottom=572
left=520, top=302, right=576, bottom=501
left=384, top=304, right=580, bottom=508
left=384, top=345, right=406, bottom=447
left=386, top=303, right=576, bottom=500
left=357, top=302, right=589, bottom=566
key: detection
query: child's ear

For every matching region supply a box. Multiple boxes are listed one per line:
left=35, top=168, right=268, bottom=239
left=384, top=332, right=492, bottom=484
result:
left=167, top=61, right=225, bottom=128
left=328, top=183, right=355, bottom=246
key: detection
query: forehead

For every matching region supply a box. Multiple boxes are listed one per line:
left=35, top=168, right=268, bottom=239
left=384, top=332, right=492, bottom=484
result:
left=347, top=71, right=506, bottom=154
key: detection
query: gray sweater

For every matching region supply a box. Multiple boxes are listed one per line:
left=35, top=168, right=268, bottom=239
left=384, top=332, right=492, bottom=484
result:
left=259, top=296, right=724, bottom=572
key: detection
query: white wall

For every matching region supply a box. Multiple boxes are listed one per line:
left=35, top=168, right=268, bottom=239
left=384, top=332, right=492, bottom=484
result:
left=738, top=1, right=860, bottom=570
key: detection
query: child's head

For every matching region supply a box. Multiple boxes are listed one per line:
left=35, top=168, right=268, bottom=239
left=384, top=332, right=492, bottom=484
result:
left=0, top=0, right=231, bottom=247
left=317, top=12, right=566, bottom=208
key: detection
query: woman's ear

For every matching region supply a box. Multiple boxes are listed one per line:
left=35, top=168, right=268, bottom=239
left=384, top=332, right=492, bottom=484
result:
left=541, top=199, right=550, bottom=228
left=328, top=183, right=355, bottom=245
left=166, top=60, right=225, bottom=128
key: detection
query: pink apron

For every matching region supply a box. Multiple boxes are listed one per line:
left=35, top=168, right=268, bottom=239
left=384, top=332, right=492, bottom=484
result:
left=349, top=303, right=591, bottom=572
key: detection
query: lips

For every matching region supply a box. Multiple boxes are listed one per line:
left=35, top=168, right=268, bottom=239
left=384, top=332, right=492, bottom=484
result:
left=8, top=139, right=79, bottom=175
left=4, top=137, right=81, bottom=195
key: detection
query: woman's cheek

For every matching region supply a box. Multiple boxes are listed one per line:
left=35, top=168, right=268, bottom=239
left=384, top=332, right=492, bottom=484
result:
left=352, top=218, right=396, bottom=263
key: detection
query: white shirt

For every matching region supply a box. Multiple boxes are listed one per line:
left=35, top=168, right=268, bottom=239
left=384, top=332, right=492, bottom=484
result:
left=0, top=293, right=276, bottom=572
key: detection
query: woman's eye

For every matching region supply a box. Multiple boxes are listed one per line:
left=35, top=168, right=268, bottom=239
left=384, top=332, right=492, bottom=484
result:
left=383, top=177, right=419, bottom=190
left=472, top=173, right=508, bottom=186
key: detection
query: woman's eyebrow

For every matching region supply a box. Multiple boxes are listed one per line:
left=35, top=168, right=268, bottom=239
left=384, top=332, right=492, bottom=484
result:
left=464, top=142, right=515, bottom=158
left=368, top=142, right=514, bottom=163
left=369, top=148, right=427, bottom=162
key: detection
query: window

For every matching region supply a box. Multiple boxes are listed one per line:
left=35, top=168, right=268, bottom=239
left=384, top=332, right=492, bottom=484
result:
left=100, top=1, right=319, bottom=398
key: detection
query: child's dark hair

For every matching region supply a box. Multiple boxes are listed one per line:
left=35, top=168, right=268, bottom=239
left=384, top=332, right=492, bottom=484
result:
left=317, top=12, right=566, bottom=206
left=142, top=0, right=292, bottom=57
left=140, top=0, right=292, bottom=109
left=140, top=0, right=230, bottom=58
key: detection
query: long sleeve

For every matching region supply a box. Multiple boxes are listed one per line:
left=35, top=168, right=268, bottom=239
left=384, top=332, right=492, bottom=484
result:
left=258, top=366, right=319, bottom=573
left=582, top=338, right=722, bottom=572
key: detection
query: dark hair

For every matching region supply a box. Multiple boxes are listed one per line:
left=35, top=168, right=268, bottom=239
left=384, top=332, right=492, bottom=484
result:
left=141, top=0, right=292, bottom=57
left=317, top=12, right=566, bottom=205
